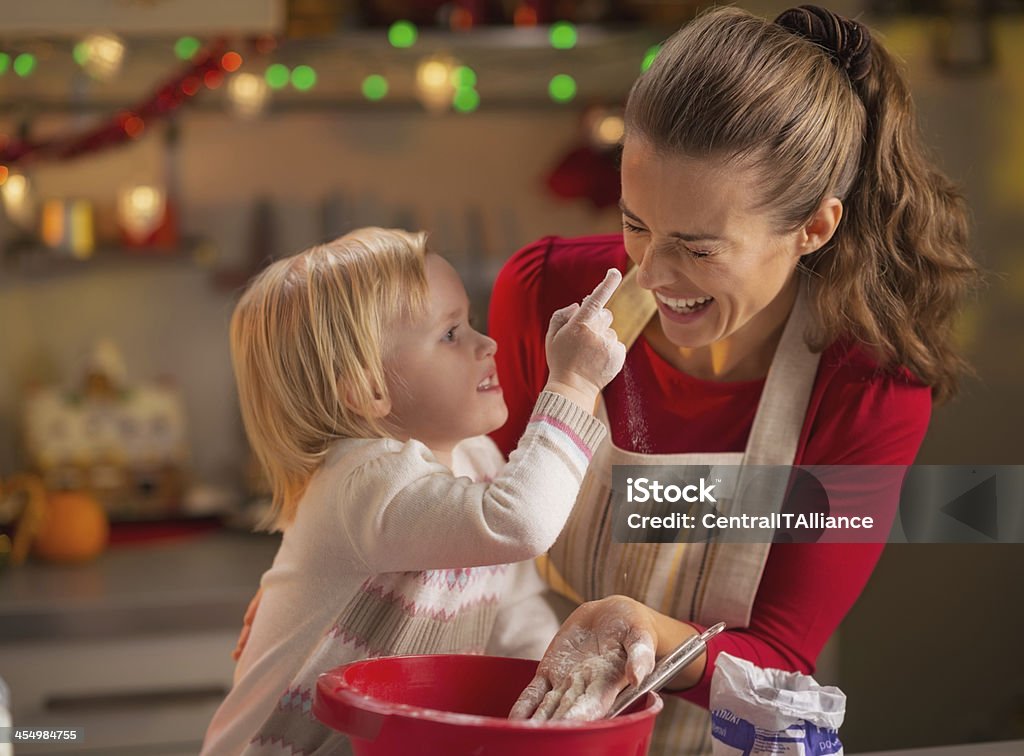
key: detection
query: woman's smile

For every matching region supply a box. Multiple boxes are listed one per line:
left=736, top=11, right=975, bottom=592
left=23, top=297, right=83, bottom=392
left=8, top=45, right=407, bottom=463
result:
left=655, top=292, right=716, bottom=322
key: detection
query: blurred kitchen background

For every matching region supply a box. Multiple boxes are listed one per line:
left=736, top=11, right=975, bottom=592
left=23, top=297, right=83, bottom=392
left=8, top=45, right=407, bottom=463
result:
left=0, top=0, right=1021, bottom=753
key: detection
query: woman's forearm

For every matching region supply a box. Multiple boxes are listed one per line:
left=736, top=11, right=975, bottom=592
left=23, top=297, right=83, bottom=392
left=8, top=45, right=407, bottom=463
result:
left=645, top=607, right=706, bottom=690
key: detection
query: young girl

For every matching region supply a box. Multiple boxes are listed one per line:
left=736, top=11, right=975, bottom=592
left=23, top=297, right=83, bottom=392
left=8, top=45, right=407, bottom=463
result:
left=201, top=227, right=625, bottom=755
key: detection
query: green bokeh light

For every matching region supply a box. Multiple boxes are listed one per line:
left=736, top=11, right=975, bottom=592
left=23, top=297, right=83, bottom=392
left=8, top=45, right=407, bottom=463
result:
left=388, top=21, right=418, bottom=49
left=265, top=63, right=290, bottom=90
left=291, top=64, right=317, bottom=91
left=362, top=75, right=388, bottom=101
left=548, top=74, right=576, bottom=103
left=550, top=22, right=578, bottom=50
left=641, top=45, right=661, bottom=72
left=450, top=66, right=477, bottom=88
left=174, top=36, right=201, bottom=61
left=13, top=53, right=36, bottom=77
left=0, top=53, right=9, bottom=75
left=452, top=87, right=480, bottom=113
left=73, top=42, right=88, bottom=66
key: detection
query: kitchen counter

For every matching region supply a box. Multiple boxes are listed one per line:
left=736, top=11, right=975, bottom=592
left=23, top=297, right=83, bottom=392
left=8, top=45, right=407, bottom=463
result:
left=861, top=741, right=1024, bottom=756
left=0, top=530, right=279, bottom=754
left=0, top=529, right=279, bottom=643
left=0, top=535, right=1019, bottom=755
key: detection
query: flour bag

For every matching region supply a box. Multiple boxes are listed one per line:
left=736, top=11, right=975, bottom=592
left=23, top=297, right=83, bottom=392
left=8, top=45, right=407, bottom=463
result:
left=709, top=653, right=846, bottom=756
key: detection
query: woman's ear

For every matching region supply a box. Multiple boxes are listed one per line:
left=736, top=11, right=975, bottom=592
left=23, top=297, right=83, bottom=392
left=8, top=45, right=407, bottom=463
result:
left=798, top=197, right=843, bottom=256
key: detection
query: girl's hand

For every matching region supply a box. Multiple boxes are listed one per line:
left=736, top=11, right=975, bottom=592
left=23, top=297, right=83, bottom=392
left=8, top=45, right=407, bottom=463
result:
left=231, top=587, right=263, bottom=661
left=508, top=595, right=657, bottom=722
left=544, top=269, right=626, bottom=409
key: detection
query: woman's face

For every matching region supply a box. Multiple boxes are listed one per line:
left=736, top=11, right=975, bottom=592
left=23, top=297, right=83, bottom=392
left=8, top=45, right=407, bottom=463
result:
left=619, top=137, right=807, bottom=353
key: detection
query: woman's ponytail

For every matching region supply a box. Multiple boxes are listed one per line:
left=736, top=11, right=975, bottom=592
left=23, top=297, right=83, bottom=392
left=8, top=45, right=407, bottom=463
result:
left=806, top=34, right=978, bottom=403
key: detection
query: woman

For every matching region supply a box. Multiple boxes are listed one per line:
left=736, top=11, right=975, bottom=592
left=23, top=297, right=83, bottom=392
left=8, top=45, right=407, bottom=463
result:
left=490, top=5, right=976, bottom=753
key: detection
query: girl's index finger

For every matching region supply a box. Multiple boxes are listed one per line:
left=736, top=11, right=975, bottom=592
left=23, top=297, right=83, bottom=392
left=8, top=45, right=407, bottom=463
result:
left=578, top=268, right=623, bottom=317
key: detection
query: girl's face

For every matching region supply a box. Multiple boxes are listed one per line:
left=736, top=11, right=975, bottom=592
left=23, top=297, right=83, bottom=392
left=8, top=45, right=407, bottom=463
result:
left=619, top=137, right=807, bottom=358
left=382, top=253, right=507, bottom=457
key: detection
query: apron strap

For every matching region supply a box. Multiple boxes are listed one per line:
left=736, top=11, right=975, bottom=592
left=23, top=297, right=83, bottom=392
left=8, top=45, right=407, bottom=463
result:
left=744, top=282, right=819, bottom=466
left=697, top=281, right=822, bottom=626
left=607, top=264, right=658, bottom=350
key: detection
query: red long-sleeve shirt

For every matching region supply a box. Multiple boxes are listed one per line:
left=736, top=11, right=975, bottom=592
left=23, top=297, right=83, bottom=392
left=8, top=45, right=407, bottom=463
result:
left=488, top=235, right=932, bottom=708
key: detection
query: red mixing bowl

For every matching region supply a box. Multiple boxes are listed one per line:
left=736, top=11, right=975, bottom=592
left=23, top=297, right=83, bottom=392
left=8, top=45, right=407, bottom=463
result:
left=314, top=654, right=663, bottom=755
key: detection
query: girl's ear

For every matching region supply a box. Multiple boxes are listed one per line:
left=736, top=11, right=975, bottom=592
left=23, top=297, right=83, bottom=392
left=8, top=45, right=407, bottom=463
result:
left=341, top=377, right=391, bottom=419
left=367, top=387, right=391, bottom=419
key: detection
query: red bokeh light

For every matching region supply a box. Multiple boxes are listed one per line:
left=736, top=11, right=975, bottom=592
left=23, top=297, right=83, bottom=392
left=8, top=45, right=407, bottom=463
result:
left=124, top=116, right=145, bottom=138
left=514, top=6, right=538, bottom=27
left=221, top=51, right=243, bottom=72
left=450, top=8, right=474, bottom=31
left=254, top=35, right=277, bottom=55
left=204, top=70, right=224, bottom=89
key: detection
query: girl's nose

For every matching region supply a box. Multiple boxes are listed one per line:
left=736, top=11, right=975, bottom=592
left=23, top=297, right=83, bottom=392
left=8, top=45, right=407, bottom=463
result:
left=477, top=333, right=498, bottom=358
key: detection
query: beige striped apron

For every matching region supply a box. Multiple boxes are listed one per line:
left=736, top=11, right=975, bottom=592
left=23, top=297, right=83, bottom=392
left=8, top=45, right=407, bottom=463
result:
left=537, top=268, right=820, bottom=755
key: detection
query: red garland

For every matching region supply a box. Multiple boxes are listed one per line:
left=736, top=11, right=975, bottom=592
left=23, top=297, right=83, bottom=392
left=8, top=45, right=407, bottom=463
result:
left=0, top=39, right=228, bottom=166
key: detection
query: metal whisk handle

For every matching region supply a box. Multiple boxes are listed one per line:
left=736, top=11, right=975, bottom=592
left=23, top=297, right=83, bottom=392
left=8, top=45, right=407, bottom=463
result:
left=607, top=621, right=727, bottom=718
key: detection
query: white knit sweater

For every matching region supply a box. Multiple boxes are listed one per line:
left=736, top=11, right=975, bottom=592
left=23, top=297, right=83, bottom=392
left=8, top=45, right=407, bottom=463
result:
left=201, top=391, right=605, bottom=755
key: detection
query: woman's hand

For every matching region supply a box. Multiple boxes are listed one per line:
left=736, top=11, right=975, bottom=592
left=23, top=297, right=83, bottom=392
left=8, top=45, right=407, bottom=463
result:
left=508, top=595, right=657, bottom=721
left=231, top=587, right=263, bottom=661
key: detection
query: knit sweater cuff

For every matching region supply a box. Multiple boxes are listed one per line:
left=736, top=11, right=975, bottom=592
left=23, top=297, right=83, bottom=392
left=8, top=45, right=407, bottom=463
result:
left=529, top=390, right=607, bottom=461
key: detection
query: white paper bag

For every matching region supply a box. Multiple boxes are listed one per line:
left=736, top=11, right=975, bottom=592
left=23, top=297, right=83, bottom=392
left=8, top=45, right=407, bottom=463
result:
left=709, top=653, right=846, bottom=756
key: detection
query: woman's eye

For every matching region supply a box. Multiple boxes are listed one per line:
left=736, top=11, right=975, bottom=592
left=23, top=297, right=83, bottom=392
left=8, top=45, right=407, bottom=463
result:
left=443, top=326, right=458, bottom=342
left=622, top=220, right=648, bottom=234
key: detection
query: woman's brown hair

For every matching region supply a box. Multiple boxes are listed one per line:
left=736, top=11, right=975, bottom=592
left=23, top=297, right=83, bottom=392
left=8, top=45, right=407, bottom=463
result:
left=625, top=5, right=978, bottom=403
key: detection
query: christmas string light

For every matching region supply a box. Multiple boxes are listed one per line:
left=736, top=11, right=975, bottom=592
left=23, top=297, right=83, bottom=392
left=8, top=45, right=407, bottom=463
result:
left=389, top=21, right=418, bottom=49
left=550, top=22, right=578, bottom=50
left=641, top=45, right=661, bottom=72
left=0, top=39, right=227, bottom=166
left=362, top=75, right=388, bottom=101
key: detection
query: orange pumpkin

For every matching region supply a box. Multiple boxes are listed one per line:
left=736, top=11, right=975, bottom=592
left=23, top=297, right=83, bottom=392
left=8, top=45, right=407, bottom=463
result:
left=33, top=491, right=109, bottom=563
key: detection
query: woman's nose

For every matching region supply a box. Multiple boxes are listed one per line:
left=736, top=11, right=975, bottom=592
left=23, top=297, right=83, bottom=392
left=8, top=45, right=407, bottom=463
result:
left=635, top=243, right=674, bottom=290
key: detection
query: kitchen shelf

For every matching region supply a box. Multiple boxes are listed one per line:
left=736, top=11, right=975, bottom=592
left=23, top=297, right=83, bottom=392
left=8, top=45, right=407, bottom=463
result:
left=0, top=238, right=220, bottom=286
left=0, top=26, right=664, bottom=115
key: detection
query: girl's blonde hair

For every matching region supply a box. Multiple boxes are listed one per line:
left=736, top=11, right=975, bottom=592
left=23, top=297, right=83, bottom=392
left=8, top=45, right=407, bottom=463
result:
left=625, top=6, right=978, bottom=403
left=230, top=227, right=430, bottom=530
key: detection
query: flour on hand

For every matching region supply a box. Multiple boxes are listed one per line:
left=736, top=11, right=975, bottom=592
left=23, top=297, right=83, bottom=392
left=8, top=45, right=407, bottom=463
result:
left=508, top=600, right=657, bottom=722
